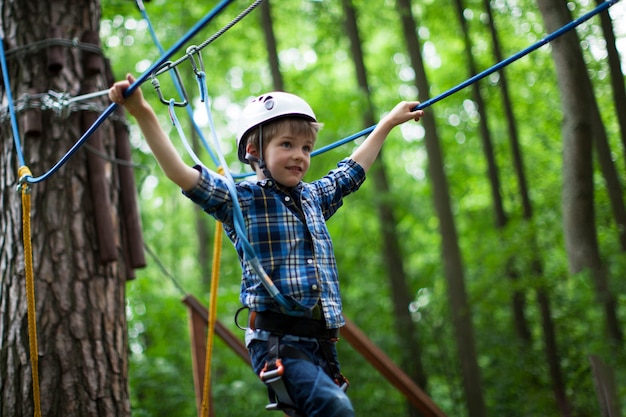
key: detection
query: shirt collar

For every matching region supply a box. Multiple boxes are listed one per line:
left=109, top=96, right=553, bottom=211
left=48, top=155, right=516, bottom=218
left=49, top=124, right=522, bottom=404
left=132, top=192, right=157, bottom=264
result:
left=257, top=178, right=304, bottom=194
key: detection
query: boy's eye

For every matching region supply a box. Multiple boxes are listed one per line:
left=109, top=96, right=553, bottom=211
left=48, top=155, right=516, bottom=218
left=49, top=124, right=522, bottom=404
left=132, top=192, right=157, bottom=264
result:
left=280, top=142, right=292, bottom=148
left=303, top=146, right=312, bottom=153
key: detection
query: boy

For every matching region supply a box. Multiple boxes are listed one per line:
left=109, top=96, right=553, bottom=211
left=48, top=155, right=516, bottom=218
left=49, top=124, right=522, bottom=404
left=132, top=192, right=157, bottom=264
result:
left=109, top=74, right=424, bottom=417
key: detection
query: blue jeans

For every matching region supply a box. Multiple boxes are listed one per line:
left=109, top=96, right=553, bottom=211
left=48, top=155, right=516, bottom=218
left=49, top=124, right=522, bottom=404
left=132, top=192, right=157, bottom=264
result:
left=248, top=338, right=355, bottom=417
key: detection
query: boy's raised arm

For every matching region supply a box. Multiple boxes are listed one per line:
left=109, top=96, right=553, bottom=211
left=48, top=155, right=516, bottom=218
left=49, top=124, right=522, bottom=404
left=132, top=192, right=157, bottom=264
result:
left=349, top=101, right=423, bottom=173
left=109, top=74, right=200, bottom=191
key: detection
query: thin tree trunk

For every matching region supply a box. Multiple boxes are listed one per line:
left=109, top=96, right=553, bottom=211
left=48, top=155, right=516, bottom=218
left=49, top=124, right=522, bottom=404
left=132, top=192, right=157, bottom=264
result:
left=259, top=0, right=284, bottom=92
left=479, top=0, right=533, bottom=346
left=452, top=0, right=506, bottom=228
left=342, top=2, right=426, bottom=416
left=482, top=2, right=572, bottom=414
left=594, top=0, right=626, bottom=172
left=535, top=0, right=622, bottom=343
left=0, top=1, right=131, bottom=416
left=396, top=1, right=487, bottom=416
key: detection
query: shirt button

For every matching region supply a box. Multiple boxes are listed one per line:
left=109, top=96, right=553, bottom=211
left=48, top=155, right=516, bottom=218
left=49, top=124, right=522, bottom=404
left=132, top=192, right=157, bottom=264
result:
left=311, top=284, right=319, bottom=291
left=284, top=196, right=291, bottom=202
left=307, top=259, right=313, bottom=264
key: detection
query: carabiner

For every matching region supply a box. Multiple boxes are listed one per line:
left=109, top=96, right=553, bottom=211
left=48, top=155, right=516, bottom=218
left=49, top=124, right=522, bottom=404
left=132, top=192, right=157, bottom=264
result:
left=186, top=45, right=205, bottom=76
left=150, top=61, right=188, bottom=107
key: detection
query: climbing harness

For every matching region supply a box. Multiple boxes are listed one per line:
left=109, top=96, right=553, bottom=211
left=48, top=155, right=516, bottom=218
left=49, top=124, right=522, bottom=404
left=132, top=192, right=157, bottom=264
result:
left=249, top=311, right=349, bottom=416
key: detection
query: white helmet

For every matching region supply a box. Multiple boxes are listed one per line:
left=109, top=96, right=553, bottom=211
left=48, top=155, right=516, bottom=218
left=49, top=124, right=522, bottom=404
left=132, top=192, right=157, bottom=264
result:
left=236, top=92, right=317, bottom=163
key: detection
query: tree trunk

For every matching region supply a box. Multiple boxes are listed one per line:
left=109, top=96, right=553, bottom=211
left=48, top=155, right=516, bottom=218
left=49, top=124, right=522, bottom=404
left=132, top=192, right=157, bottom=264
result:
left=594, top=0, right=626, bottom=173
left=342, top=2, right=427, bottom=416
left=452, top=0, right=506, bottom=229
left=396, top=1, right=487, bottom=416
left=259, top=0, right=284, bottom=92
left=1, top=1, right=132, bottom=416
left=535, top=0, right=622, bottom=344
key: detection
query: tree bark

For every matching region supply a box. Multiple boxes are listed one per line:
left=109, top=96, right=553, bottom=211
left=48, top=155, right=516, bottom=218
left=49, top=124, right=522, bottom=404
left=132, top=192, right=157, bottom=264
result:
left=594, top=0, right=626, bottom=175
left=259, top=0, right=284, bottom=92
left=535, top=0, right=622, bottom=343
left=1, top=1, right=132, bottom=416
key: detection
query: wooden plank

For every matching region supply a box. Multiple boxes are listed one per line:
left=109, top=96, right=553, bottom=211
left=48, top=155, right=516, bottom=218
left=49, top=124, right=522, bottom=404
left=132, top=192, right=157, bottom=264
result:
left=341, top=316, right=448, bottom=417
left=187, top=305, right=211, bottom=417
left=182, top=295, right=250, bottom=363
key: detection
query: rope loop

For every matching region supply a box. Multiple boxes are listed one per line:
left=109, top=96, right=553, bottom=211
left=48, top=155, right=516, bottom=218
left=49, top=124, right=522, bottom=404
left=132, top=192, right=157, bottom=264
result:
left=17, top=166, right=33, bottom=193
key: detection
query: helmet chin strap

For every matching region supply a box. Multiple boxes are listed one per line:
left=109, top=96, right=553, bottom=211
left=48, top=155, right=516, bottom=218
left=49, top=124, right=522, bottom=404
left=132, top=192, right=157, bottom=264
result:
left=245, top=125, right=273, bottom=180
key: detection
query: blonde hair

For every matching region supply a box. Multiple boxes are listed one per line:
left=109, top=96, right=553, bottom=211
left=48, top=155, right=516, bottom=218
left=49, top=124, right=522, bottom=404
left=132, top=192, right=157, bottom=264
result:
left=244, top=117, right=321, bottom=159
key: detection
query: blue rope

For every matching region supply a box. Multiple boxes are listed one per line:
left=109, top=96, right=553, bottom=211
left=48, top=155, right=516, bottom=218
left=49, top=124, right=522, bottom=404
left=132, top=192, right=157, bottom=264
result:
left=196, top=73, right=300, bottom=312
left=0, top=37, right=26, bottom=168
left=312, top=0, right=620, bottom=157
left=168, top=99, right=204, bottom=166
left=136, top=0, right=220, bottom=167
left=20, top=0, right=236, bottom=184
left=8, top=0, right=618, bottom=184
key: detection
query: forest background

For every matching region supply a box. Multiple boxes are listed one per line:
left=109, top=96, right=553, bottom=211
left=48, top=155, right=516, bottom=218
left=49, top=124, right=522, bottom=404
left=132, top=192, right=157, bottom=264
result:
left=103, top=0, right=625, bottom=416
left=2, top=0, right=625, bottom=416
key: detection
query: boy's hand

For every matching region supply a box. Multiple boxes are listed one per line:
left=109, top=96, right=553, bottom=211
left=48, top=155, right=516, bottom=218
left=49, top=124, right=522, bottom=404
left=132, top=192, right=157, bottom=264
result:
left=382, top=101, right=424, bottom=129
left=108, top=73, right=147, bottom=116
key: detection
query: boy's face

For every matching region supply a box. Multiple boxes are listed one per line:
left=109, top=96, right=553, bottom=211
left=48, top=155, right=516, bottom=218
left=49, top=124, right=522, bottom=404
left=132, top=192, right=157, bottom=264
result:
left=261, top=127, right=314, bottom=187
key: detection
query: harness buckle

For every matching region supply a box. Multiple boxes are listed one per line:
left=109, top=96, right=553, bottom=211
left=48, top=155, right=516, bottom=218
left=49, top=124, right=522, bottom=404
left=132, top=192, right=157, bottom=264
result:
left=260, top=358, right=284, bottom=382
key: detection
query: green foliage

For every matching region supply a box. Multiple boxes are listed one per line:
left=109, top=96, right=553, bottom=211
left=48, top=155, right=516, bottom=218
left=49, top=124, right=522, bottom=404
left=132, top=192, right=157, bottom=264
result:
left=100, top=0, right=626, bottom=416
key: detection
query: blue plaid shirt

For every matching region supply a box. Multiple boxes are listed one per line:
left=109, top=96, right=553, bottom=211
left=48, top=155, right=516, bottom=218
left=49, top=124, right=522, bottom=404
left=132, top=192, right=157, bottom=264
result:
left=183, top=158, right=366, bottom=329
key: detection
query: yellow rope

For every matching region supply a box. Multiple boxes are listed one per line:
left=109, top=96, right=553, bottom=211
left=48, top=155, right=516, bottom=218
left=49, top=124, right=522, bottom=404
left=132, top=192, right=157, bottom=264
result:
left=200, top=167, right=225, bottom=417
left=18, top=166, right=42, bottom=417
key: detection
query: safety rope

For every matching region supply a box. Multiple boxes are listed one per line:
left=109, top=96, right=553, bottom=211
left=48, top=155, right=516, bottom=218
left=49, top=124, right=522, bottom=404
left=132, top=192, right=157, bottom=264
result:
left=167, top=71, right=300, bottom=313
left=2, top=37, right=103, bottom=61
left=18, top=167, right=42, bottom=417
left=137, top=0, right=219, bottom=167
left=1, top=36, right=43, bottom=416
left=16, top=0, right=238, bottom=185
left=146, top=0, right=266, bottom=79
left=0, top=89, right=121, bottom=124
left=146, top=0, right=623, bottom=315
left=201, top=179, right=224, bottom=417
left=311, top=0, right=621, bottom=157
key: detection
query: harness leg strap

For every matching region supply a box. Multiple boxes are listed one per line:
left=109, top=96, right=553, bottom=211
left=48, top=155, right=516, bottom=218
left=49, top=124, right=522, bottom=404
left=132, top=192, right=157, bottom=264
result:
left=259, top=334, right=350, bottom=416
left=259, top=335, right=301, bottom=414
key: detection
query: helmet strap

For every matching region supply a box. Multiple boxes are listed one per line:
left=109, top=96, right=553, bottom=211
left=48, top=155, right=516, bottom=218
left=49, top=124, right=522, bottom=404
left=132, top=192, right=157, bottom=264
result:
left=246, top=125, right=273, bottom=180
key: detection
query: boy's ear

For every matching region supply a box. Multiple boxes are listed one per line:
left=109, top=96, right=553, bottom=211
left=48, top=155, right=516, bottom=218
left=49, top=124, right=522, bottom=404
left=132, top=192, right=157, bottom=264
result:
left=246, top=142, right=259, bottom=159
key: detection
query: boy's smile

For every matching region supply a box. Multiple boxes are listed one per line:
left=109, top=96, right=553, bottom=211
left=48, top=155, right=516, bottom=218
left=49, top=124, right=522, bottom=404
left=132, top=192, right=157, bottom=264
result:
left=254, top=129, right=314, bottom=187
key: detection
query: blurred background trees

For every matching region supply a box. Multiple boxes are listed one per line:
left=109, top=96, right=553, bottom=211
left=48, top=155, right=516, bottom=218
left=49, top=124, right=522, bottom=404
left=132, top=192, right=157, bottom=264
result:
left=2, top=0, right=624, bottom=416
